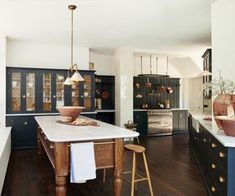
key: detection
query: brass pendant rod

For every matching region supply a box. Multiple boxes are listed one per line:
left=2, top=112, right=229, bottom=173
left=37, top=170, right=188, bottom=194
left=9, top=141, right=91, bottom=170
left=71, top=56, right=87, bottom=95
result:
left=71, top=8, right=74, bottom=68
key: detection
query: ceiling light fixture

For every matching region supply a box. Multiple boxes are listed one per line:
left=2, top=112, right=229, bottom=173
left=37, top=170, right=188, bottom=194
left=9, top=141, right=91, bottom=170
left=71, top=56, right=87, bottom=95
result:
left=63, top=5, right=84, bottom=86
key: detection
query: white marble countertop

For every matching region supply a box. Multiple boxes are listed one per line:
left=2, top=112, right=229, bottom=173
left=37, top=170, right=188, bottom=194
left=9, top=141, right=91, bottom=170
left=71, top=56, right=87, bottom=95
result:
left=0, top=126, right=11, bottom=154
left=189, top=111, right=235, bottom=147
left=95, top=110, right=116, bottom=113
left=35, top=115, right=139, bottom=142
left=133, top=109, right=148, bottom=111
left=6, top=111, right=97, bottom=116
left=171, top=108, right=188, bottom=111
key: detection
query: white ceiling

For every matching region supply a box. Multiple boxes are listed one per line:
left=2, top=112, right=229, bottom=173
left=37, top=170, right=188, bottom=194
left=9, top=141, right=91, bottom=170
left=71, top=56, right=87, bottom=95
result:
left=0, top=0, right=217, bottom=53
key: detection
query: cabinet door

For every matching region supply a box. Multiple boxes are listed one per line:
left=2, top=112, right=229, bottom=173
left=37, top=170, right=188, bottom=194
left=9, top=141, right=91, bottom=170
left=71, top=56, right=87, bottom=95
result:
left=134, top=111, right=148, bottom=136
left=6, top=116, right=37, bottom=149
left=82, top=72, right=95, bottom=112
left=7, top=71, right=22, bottom=113
left=172, top=111, right=179, bottom=131
left=42, top=72, right=53, bottom=112
left=178, top=111, right=188, bottom=131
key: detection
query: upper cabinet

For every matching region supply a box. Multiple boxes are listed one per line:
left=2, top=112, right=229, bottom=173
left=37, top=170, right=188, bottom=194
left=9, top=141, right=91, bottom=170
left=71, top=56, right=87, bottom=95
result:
left=6, top=67, right=95, bottom=114
left=95, top=75, right=115, bottom=110
left=202, top=49, right=212, bottom=113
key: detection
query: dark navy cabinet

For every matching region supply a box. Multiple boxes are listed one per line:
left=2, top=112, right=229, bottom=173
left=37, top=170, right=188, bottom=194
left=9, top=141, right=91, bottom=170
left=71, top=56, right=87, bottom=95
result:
left=6, top=116, right=38, bottom=149
left=6, top=67, right=96, bottom=149
left=189, top=121, right=235, bottom=196
left=133, top=111, right=148, bottom=136
left=95, top=75, right=115, bottom=125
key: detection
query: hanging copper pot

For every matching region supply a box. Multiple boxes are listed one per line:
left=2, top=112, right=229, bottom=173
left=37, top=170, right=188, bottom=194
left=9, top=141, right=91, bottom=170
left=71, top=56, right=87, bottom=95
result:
left=166, top=86, right=173, bottom=94
left=145, top=77, right=151, bottom=88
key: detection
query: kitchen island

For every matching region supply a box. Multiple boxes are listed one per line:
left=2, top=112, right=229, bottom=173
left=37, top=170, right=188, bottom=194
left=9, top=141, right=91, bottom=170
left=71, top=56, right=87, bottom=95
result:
left=35, top=115, right=139, bottom=196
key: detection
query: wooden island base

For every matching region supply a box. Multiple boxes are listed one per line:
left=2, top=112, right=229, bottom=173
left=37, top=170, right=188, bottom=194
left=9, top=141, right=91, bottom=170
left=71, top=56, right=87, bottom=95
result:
left=37, top=127, right=124, bottom=196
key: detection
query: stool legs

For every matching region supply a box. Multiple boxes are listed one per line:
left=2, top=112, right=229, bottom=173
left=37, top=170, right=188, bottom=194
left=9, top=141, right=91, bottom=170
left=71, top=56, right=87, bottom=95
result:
left=131, top=152, right=136, bottom=196
left=143, top=152, right=154, bottom=196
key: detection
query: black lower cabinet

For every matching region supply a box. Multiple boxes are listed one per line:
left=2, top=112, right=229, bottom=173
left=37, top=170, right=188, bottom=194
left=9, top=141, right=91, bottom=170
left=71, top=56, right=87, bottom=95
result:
left=6, top=116, right=38, bottom=149
left=189, top=122, right=235, bottom=196
left=133, top=111, right=148, bottom=136
left=96, top=112, right=115, bottom=125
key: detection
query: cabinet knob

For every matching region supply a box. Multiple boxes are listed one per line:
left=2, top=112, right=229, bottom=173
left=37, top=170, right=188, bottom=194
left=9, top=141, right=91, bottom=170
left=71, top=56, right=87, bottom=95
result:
left=219, top=176, right=225, bottom=183
left=81, top=95, right=84, bottom=98
left=203, top=138, right=206, bottom=143
left=211, top=163, right=216, bottom=169
left=193, top=136, right=196, bottom=140
left=22, top=95, right=26, bottom=98
left=53, top=95, right=56, bottom=98
left=50, top=144, right=54, bottom=149
left=211, top=186, right=216, bottom=192
left=24, top=121, right=28, bottom=125
left=219, top=152, right=225, bottom=158
left=211, top=143, right=217, bottom=148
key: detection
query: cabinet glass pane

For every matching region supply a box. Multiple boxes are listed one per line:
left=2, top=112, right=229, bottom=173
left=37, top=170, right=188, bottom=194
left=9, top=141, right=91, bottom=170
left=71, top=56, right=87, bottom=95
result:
left=26, top=73, right=35, bottom=111
left=83, top=75, right=92, bottom=110
left=71, top=83, right=80, bottom=106
left=56, top=74, right=64, bottom=107
left=43, top=73, right=51, bottom=111
left=11, top=72, right=21, bottom=112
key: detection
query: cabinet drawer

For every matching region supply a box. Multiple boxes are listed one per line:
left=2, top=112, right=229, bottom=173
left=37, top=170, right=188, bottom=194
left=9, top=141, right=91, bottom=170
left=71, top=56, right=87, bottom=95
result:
left=208, top=134, right=227, bottom=170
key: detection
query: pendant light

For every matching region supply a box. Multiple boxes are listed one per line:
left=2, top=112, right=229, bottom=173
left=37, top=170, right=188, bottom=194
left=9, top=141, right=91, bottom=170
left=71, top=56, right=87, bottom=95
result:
left=63, top=5, right=84, bottom=85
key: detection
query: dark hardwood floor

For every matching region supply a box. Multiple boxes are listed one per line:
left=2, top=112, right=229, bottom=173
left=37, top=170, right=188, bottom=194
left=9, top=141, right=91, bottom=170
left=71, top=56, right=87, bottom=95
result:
left=2, top=134, right=207, bottom=196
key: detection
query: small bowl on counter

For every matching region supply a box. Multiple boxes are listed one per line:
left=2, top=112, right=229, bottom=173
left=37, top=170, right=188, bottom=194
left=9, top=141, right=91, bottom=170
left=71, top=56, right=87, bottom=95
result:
left=215, top=116, right=235, bottom=136
left=56, top=106, right=85, bottom=122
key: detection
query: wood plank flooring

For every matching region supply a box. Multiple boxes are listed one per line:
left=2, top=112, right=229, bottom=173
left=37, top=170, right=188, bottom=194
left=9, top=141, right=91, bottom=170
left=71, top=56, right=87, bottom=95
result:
left=2, top=134, right=207, bottom=196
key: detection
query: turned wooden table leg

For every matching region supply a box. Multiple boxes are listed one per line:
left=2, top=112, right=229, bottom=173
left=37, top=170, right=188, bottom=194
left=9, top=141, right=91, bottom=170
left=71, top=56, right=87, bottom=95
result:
left=37, top=127, right=43, bottom=156
left=54, top=142, right=69, bottom=196
left=55, top=176, right=67, bottom=196
left=114, top=138, right=124, bottom=196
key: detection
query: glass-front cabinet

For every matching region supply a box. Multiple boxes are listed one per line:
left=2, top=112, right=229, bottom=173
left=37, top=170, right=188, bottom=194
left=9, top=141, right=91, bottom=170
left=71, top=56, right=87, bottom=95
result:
left=7, top=69, right=37, bottom=113
left=6, top=68, right=95, bottom=113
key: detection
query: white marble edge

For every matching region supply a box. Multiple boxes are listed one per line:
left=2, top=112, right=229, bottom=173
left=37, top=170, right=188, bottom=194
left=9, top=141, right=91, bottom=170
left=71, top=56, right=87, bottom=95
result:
left=171, top=108, right=189, bottom=111
left=95, top=110, right=116, bottom=113
left=6, top=111, right=97, bottom=117
left=35, top=115, right=139, bottom=142
left=133, top=109, right=148, bottom=111
left=0, top=126, right=11, bottom=155
left=189, top=111, right=235, bottom=147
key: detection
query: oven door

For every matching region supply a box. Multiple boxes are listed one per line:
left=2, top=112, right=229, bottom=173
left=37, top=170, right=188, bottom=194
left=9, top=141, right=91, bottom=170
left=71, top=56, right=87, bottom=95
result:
left=148, top=114, right=173, bottom=136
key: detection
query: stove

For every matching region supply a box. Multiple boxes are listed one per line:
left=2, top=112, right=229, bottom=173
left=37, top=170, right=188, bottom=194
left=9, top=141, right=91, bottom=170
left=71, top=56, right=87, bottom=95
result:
left=147, top=109, right=173, bottom=136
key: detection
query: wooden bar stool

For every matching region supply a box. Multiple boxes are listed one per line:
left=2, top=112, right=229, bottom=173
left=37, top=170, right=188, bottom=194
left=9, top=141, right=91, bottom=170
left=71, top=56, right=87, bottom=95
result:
left=123, top=144, right=154, bottom=196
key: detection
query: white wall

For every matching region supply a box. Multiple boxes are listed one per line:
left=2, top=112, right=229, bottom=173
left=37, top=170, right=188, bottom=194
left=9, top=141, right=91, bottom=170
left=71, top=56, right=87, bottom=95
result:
left=6, top=40, right=89, bottom=70
left=90, top=52, right=115, bottom=75
left=212, top=0, right=235, bottom=80
left=0, top=36, right=6, bottom=125
left=181, top=77, right=203, bottom=112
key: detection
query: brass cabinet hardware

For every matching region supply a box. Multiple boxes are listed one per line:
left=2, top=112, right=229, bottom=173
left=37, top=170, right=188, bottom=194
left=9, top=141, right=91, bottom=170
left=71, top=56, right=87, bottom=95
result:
left=219, top=176, right=225, bottom=183
left=211, top=163, right=216, bottom=169
left=211, top=143, right=217, bottom=148
left=211, top=186, right=216, bottom=192
left=219, top=152, right=225, bottom=158
left=50, top=144, right=54, bottom=149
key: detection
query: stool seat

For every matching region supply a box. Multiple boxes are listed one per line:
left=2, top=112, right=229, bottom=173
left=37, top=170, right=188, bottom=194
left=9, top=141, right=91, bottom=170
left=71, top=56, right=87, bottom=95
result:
left=124, top=144, right=145, bottom=153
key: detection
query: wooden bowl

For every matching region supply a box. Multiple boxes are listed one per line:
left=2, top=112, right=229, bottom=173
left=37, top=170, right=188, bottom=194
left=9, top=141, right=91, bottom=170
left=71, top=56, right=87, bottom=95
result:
left=56, top=106, right=85, bottom=121
left=215, top=116, right=235, bottom=136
